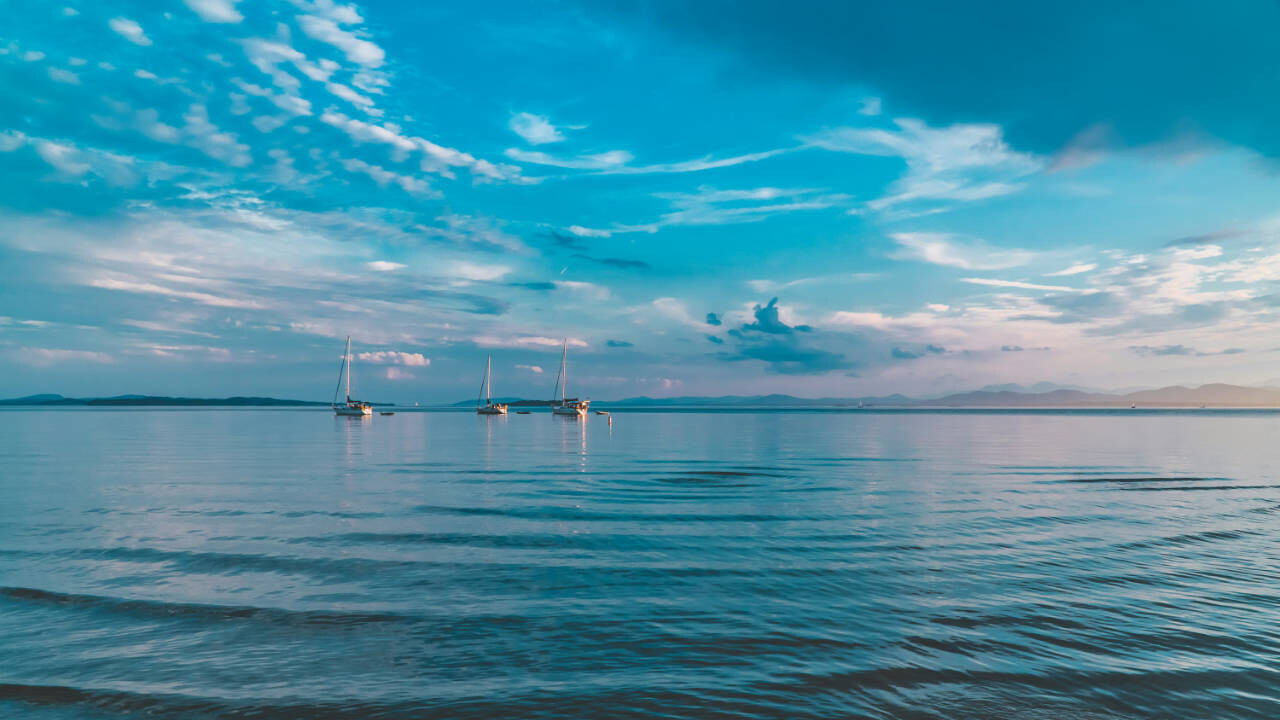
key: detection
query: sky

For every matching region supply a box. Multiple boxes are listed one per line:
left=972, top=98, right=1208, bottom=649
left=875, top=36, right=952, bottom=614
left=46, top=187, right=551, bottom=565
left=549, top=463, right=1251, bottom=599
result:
left=2, top=0, right=1280, bottom=402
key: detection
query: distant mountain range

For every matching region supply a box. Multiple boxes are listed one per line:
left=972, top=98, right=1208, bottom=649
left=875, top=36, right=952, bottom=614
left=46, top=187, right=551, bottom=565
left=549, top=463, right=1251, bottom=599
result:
left=0, top=394, right=331, bottom=407
left=577, top=383, right=1280, bottom=408
left=9, top=384, right=1280, bottom=408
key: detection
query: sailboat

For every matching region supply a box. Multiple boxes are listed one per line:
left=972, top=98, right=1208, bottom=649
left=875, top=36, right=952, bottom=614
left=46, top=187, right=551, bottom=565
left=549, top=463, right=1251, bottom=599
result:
left=551, top=339, right=589, bottom=418
left=332, top=336, right=373, bottom=416
left=476, top=355, right=508, bottom=415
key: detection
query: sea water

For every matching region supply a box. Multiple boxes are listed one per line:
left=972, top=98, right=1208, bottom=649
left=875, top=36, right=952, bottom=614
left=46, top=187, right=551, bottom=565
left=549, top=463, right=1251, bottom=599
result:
left=1, top=407, right=1277, bottom=718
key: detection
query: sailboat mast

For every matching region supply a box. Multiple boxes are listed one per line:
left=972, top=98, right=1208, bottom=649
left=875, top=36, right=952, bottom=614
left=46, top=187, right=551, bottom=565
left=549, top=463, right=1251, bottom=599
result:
left=561, top=339, right=568, bottom=403
left=345, top=336, right=351, bottom=402
left=486, top=355, right=492, bottom=404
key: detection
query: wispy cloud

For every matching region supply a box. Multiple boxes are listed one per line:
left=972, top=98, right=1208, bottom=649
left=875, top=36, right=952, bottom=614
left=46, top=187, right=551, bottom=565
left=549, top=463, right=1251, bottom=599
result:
left=573, top=186, right=846, bottom=238
left=357, top=351, right=430, bottom=366
left=890, top=232, right=1033, bottom=270
left=509, top=112, right=568, bottom=144
left=1045, top=263, right=1096, bottom=277
left=183, top=0, right=243, bottom=23
left=808, top=118, right=1040, bottom=212
left=108, top=17, right=151, bottom=46
left=14, top=347, right=113, bottom=367
left=961, top=278, right=1080, bottom=292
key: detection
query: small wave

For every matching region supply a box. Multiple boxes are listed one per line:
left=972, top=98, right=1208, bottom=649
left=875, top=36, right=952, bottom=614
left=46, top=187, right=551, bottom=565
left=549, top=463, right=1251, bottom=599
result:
left=0, top=586, right=406, bottom=628
left=1040, top=476, right=1225, bottom=484
left=1117, top=529, right=1261, bottom=550
left=411, top=504, right=826, bottom=523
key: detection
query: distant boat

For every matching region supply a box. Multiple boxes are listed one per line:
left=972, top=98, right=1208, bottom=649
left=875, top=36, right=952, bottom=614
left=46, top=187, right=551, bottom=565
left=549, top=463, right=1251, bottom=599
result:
left=475, top=355, right=508, bottom=415
left=379, top=412, right=395, bottom=416
left=1130, top=403, right=1137, bottom=409
left=551, top=339, right=589, bottom=418
left=516, top=410, right=531, bottom=415
left=594, top=410, right=609, bottom=415
left=332, top=336, right=372, bottom=416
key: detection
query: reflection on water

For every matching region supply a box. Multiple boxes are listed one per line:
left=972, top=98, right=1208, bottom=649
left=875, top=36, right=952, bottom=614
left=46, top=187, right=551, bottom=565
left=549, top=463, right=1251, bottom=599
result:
left=1, top=408, right=1278, bottom=719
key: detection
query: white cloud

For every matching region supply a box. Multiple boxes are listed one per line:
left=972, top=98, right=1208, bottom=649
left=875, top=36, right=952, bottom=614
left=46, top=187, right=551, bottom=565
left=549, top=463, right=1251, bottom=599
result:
left=516, top=364, right=543, bottom=374
left=62, top=7, right=79, bottom=16
left=91, top=277, right=264, bottom=308
left=183, top=0, right=243, bottom=23
left=357, top=351, right=429, bottom=366
left=47, top=67, right=80, bottom=84
left=296, top=14, right=385, bottom=67
left=473, top=336, right=587, bottom=349
left=1045, top=263, right=1097, bottom=277
left=181, top=104, right=252, bottom=167
left=14, top=348, right=113, bottom=367
left=568, top=225, right=611, bottom=238
left=509, top=112, right=565, bottom=144
left=366, top=260, right=405, bottom=272
left=448, top=261, right=511, bottom=283
left=338, top=157, right=435, bottom=195
left=505, top=148, right=632, bottom=170
left=556, top=280, right=610, bottom=301
left=960, top=278, right=1081, bottom=292
left=1173, top=245, right=1223, bottom=261
left=34, top=140, right=91, bottom=176
left=858, top=97, right=882, bottom=116
left=384, top=367, right=414, bottom=380
left=890, top=232, right=1033, bottom=270
left=21, top=50, right=45, bottom=62
left=505, top=146, right=785, bottom=175
left=109, top=17, right=151, bottom=46
left=651, top=297, right=703, bottom=328
left=321, top=111, right=521, bottom=183
left=808, top=118, right=1041, bottom=212
left=601, top=149, right=786, bottom=175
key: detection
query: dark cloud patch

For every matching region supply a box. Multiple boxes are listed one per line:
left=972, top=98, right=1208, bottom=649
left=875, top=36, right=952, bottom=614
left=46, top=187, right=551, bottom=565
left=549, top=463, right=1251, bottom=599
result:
left=508, top=281, right=558, bottom=291
left=740, top=297, right=811, bottom=334
left=571, top=253, right=651, bottom=270
left=606, top=339, right=633, bottom=348
left=705, top=312, right=722, bottom=326
left=926, top=344, right=946, bottom=354
left=587, top=1, right=1280, bottom=158
left=539, top=230, right=586, bottom=251
left=1039, top=291, right=1127, bottom=324
left=891, top=347, right=919, bottom=360
left=717, top=296, right=856, bottom=374
left=1088, top=301, right=1233, bottom=336
left=719, top=341, right=853, bottom=375
left=706, top=334, right=724, bottom=345
left=1165, top=229, right=1244, bottom=247
left=1129, top=344, right=1246, bottom=357
left=1002, top=345, right=1023, bottom=352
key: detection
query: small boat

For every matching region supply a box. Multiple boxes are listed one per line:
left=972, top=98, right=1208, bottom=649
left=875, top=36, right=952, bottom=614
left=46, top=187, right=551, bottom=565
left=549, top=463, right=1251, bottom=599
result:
left=516, top=410, right=531, bottom=415
left=332, top=336, right=372, bottom=416
left=476, top=355, right=508, bottom=415
left=594, top=410, right=609, bottom=415
left=379, top=412, right=395, bottom=416
left=1130, top=403, right=1137, bottom=409
left=550, top=339, right=589, bottom=418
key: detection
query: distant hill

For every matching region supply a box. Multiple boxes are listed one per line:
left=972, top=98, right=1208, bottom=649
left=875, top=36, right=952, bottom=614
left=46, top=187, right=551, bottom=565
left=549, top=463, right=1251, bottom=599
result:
left=0, top=394, right=333, bottom=407
left=452, top=384, right=1280, bottom=408
left=919, top=384, right=1280, bottom=407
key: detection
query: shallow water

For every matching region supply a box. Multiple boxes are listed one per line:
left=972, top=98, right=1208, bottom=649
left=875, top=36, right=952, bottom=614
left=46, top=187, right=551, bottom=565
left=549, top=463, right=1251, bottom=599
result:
left=1, top=407, right=1278, bottom=718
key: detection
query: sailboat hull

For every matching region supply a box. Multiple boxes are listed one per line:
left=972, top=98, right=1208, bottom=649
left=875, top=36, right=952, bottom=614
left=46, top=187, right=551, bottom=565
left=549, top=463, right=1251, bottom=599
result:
left=553, top=405, right=588, bottom=418
left=335, top=406, right=372, bottom=416
left=477, top=406, right=508, bottom=415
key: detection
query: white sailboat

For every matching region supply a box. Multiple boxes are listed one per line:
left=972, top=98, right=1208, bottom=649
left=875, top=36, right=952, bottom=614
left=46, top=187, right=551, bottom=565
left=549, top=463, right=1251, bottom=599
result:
left=476, top=355, right=508, bottom=415
left=332, top=336, right=373, bottom=416
left=551, top=339, right=589, bottom=417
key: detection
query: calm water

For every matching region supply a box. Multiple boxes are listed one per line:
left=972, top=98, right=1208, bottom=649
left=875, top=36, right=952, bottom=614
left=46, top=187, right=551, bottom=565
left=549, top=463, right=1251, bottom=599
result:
left=2, top=408, right=1279, bottom=719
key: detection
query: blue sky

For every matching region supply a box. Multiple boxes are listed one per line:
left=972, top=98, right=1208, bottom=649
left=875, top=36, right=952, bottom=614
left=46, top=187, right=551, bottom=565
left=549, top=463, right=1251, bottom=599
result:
left=3, top=0, right=1280, bottom=401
